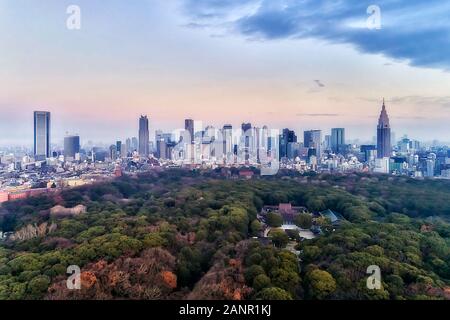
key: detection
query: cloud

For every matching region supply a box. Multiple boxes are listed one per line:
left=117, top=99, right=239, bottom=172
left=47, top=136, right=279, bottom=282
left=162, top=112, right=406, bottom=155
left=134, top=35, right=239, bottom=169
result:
left=181, top=0, right=259, bottom=19
left=360, top=95, right=450, bottom=111
left=180, top=0, right=450, bottom=70
left=182, top=22, right=211, bottom=29
left=314, top=80, right=325, bottom=87
left=394, top=115, right=427, bottom=120
left=390, top=96, right=450, bottom=109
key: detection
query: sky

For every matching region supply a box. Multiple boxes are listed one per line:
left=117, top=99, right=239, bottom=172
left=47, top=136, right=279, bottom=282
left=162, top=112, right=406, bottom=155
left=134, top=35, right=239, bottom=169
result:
left=1, top=0, right=450, bottom=146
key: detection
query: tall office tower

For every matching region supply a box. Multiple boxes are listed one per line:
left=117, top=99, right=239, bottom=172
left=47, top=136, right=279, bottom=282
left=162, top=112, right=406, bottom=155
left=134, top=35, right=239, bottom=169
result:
left=262, top=125, right=276, bottom=153
left=377, top=99, right=392, bottom=159
left=109, top=145, right=117, bottom=161
left=304, top=130, right=322, bottom=158
left=361, top=145, right=377, bottom=162
left=155, top=130, right=163, bottom=141
left=156, top=140, right=167, bottom=159
left=391, top=131, right=397, bottom=149
left=399, top=136, right=412, bottom=153
left=131, top=137, right=138, bottom=152
left=331, top=128, right=345, bottom=154
left=33, top=111, right=51, bottom=159
left=116, top=141, right=122, bottom=158
left=222, top=125, right=233, bottom=158
left=261, top=126, right=269, bottom=150
left=185, top=119, right=195, bottom=144
left=413, top=140, right=421, bottom=151
left=254, top=127, right=261, bottom=163
left=324, top=135, right=332, bottom=151
left=155, top=130, right=163, bottom=158
left=241, top=123, right=252, bottom=162
left=194, top=130, right=204, bottom=142
left=63, top=135, right=80, bottom=159
left=241, top=123, right=252, bottom=134
left=204, top=126, right=216, bottom=143
left=287, top=142, right=301, bottom=159
left=139, top=116, right=149, bottom=157
left=155, top=131, right=174, bottom=159
left=125, top=138, right=131, bottom=155
left=280, top=129, right=297, bottom=159
left=426, top=159, right=435, bottom=177
left=149, top=141, right=155, bottom=154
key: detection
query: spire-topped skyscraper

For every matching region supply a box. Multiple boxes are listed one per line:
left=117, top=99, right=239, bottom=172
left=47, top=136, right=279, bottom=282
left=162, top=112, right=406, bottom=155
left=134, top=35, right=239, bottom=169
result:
left=377, top=99, right=391, bottom=158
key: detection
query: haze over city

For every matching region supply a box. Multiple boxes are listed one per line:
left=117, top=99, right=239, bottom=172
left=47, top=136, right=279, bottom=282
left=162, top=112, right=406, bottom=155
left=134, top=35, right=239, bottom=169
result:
left=1, top=0, right=450, bottom=145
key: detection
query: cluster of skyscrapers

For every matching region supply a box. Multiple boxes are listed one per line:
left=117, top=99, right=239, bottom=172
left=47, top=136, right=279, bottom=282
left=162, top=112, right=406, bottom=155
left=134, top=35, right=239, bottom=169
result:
left=33, top=111, right=81, bottom=162
left=29, top=100, right=450, bottom=178
left=104, top=100, right=446, bottom=179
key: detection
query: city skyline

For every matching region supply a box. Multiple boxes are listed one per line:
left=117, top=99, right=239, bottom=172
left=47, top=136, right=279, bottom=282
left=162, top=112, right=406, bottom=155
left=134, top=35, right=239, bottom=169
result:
left=10, top=100, right=431, bottom=160
left=2, top=100, right=448, bottom=186
left=1, top=99, right=448, bottom=149
left=1, top=1, right=450, bottom=145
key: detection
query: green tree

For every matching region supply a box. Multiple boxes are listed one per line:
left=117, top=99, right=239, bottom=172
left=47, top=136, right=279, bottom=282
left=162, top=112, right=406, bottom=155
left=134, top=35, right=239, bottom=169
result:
left=306, top=198, right=326, bottom=212
left=266, top=213, right=283, bottom=228
left=306, top=269, right=337, bottom=299
left=244, top=265, right=266, bottom=283
left=257, top=287, right=292, bottom=300
left=28, top=275, right=51, bottom=298
left=250, top=220, right=263, bottom=236
left=270, top=268, right=300, bottom=294
left=143, top=233, right=168, bottom=248
left=270, top=229, right=289, bottom=248
left=301, top=246, right=321, bottom=263
left=295, top=213, right=313, bottom=229
left=253, top=274, right=271, bottom=291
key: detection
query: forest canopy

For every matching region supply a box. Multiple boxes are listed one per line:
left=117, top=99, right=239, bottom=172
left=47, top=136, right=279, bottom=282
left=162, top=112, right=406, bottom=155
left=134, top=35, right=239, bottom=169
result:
left=1, top=170, right=450, bottom=300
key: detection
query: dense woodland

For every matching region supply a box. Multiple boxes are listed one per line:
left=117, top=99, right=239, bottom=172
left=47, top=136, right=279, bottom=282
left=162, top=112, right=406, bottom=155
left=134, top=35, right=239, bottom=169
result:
left=1, top=169, right=450, bottom=300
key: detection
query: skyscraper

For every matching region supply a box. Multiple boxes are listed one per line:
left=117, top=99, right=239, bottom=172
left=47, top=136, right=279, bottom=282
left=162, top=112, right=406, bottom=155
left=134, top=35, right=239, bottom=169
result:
left=131, top=137, right=138, bottom=152
left=116, top=141, right=122, bottom=158
left=185, top=119, right=195, bottom=144
left=223, top=124, right=233, bottom=157
left=377, top=99, right=392, bottom=159
left=33, top=111, right=51, bottom=159
left=63, top=135, right=80, bottom=159
left=287, top=142, right=301, bottom=159
left=241, top=123, right=252, bottom=162
left=254, top=127, right=261, bottom=163
left=304, top=130, right=322, bottom=158
left=139, top=116, right=149, bottom=157
left=280, top=129, right=297, bottom=159
left=361, top=145, right=377, bottom=162
left=324, top=135, right=332, bottom=151
left=241, top=123, right=252, bottom=133
left=125, top=138, right=132, bottom=155
left=109, top=145, right=117, bottom=161
left=331, top=128, right=345, bottom=154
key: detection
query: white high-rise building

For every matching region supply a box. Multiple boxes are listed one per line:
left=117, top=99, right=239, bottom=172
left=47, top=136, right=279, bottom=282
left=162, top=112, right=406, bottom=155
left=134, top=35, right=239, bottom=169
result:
left=34, top=111, right=51, bottom=159
left=374, top=157, right=390, bottom=174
